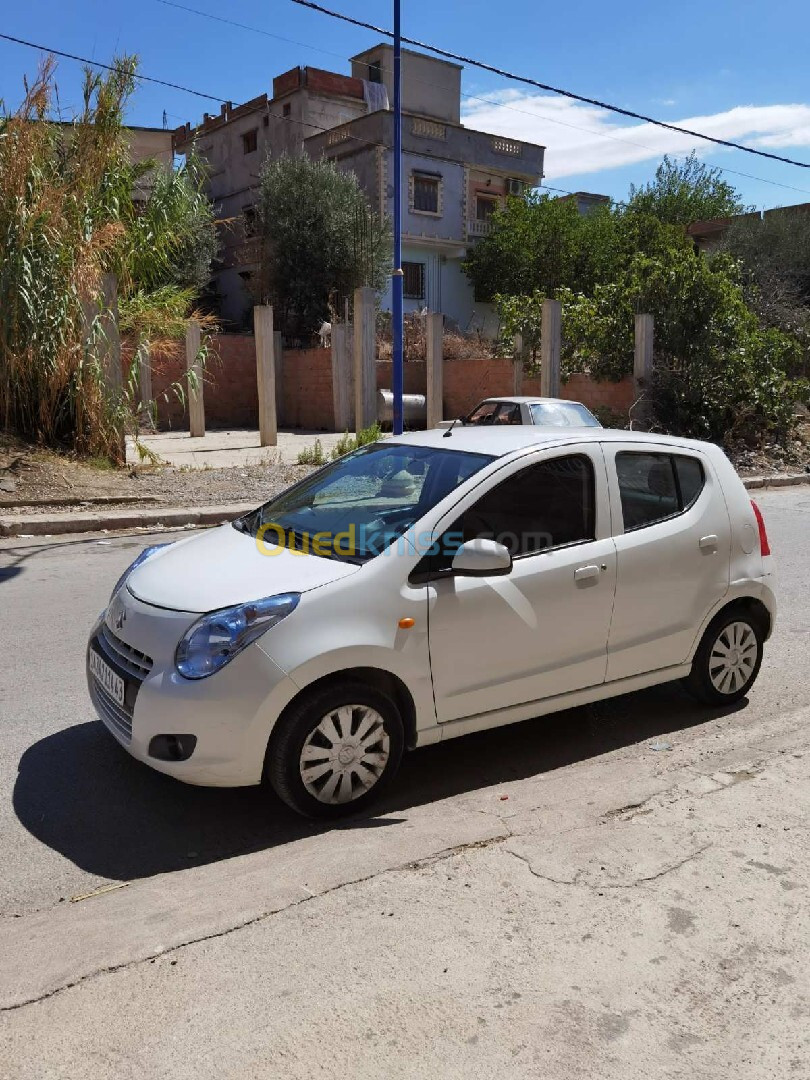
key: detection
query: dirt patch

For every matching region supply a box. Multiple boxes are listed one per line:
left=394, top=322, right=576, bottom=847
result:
left=0, top=434, right=314, bottom=516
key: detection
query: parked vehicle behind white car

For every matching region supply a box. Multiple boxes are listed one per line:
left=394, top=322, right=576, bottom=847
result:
left=437, top=395, right=602, bottom=430
left=87, top=428, right=775, bottom=818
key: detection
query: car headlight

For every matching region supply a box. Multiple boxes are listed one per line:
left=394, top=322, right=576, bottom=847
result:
left=175, top=593, right=300, bottom=680
left=111, top=544, right=171, bottom=600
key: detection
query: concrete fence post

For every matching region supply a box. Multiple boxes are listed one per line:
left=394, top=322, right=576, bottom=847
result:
left=99, top=272, right=122, bottom=401
left=540, top=299, right=561, bottom=398
left=633, top=313, right=654, bottom=426
left=136, top=338, right=152, bottom=407
left=353, top=286, right=376, bottom=431
left=185, top=318, right=205, bottom=438
left=332, top=323, right=354, bottom=432
left=426, top=312, right=443, bottom=428
left=254, top=305, right=277, bottom=446
left=273, top=330, right=284, bottom=428
left=512, top=333, right=524, bottom=395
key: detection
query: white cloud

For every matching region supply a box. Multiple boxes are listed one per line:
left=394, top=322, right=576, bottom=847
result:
left=460, top=90, right=810, bottom=180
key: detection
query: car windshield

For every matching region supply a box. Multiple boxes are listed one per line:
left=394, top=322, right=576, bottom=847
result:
left=528, top=402, right=601, bottom=427
left=234, top=442, right=494, bottom=563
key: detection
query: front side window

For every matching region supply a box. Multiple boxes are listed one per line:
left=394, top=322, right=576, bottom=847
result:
left=465, top=401, right=521, bottom=426
left=242, top=129, right=258, bottom=154
left=425, top=455, right=596, bottom=574
left=412, top=173, right=440, bottom=214
left=616, top=452, right=705, bottom=531
left=235, top=442, right=494, bottom=562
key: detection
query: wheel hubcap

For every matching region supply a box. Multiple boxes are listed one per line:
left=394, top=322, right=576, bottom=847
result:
left=709, top=621, right=758, bottom=695
left=299, top=705, right=390, bottom=805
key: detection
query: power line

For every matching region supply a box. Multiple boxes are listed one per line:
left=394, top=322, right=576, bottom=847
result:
left=0, top=30, right=223, bottom=104
left=150, top=0, right=810, bottom=200
left=153, top=0, right=810, bottom=200
left=5, top=25, right=810, bottom=205
left=290, top=0, right=810, bottom=170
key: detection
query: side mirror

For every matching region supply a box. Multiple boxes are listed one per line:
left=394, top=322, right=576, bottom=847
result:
left=451, top=538, right=512, bottom=577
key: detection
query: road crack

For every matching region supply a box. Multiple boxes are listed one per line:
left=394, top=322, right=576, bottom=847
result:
left=1, top=829, right=511, bottom=1014
left=504, top=842, right=712, bottom=890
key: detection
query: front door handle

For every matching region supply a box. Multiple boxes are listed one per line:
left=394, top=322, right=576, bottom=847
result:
left=699, top=534, right=719, bottom=553
left=574, top=564, right=601, bottom=583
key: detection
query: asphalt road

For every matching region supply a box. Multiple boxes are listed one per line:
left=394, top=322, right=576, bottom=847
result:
left=0, top=487, right=807, bottom=918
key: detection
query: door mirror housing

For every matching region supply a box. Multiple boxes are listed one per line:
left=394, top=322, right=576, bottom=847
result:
left=451, top=538, right=512, bottom=577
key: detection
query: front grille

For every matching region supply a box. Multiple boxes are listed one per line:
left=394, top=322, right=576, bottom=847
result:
left=98, top=623, right=154, bottom=681
left=89, top=679, right=133, bottom=745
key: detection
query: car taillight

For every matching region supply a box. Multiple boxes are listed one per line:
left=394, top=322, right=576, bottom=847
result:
left=751, top=500, right=771, bottom=556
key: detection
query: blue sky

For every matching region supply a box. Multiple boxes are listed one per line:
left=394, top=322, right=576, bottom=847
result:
left=2, top=0, right=809, bottom=209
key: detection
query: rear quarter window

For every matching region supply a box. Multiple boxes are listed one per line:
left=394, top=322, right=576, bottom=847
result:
left=616, top=452, right=705, bottom=531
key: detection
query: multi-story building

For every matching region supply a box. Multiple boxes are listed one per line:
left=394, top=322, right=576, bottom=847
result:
left=174, top=45, right=546, bottom=331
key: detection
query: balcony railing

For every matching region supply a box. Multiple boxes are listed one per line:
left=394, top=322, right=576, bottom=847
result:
left=467, top=218, right=495, bottom=238
left=492, top=136, right=522, bottom=157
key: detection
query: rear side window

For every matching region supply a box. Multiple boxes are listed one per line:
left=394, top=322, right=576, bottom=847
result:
left=616, top=452, right=705, bottom=531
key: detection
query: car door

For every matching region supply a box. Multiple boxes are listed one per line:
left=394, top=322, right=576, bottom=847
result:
left=603, top=443, right=731, bottom=681
left=426, top=445, right=617, bottom=723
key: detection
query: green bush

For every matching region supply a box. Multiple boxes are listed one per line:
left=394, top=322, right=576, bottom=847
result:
left=296, top=440, right=326, bottom=466
left=330, top=423, right=382, bottom=460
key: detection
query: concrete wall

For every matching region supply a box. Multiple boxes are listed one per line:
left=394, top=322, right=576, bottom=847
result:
left=144, top=336, right=634, bottom=432
left=351, top=46, right=462, bottom=125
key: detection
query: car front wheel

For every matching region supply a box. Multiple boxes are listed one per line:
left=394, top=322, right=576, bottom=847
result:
left=266, top=681, right=405, bottom=818
left=684, top=611, right=764, bottom=705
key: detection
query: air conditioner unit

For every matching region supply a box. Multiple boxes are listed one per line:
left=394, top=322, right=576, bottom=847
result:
left=506, top=178, right=524, bottom=197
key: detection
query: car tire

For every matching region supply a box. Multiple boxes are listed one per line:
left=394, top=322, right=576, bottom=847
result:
left=683, top=610, right=764, bottom=706
left=266, top=680, right=405, bottom=819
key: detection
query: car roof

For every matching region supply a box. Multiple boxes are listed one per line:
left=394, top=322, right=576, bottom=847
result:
left=389, top=426, right=719, bottom=458
left=476, top=396, right=588, bottom=406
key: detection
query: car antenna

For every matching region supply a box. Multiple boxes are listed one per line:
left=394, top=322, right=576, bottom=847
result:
left=442, top=417, right=463, bottom=438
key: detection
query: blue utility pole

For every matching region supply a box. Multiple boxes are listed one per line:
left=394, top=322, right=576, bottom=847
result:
left=391, top=0, right=404, bottom=436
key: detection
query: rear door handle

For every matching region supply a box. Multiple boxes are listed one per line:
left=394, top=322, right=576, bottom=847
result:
left=574, top=564, right=601, bottom=582
left=699, top=534, right=719, bottom=553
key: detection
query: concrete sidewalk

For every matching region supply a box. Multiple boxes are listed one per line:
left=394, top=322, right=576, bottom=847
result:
left=127, top=429, right=352, bottom=469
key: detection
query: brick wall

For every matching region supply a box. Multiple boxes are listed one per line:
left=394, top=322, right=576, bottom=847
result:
left=441, top=356, right=635, bottom=420
left=281, top=347, right=335, bottom=430
left=144, top=334, right=634, bottom=431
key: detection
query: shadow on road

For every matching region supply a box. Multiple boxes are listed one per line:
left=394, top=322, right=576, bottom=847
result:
left=13, top=685, right=746, bottom=885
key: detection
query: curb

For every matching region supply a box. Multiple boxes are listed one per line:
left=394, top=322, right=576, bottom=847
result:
left=0, top=503, right=255, bottom=538
left=742, top=473, right=810, bottom=490
left=1, top=474, right=808, bottom=539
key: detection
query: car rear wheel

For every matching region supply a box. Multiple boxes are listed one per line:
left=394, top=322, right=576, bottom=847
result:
left=684, top=611, right=764, bottom=705
left=266, top=681, right=404, bottom=819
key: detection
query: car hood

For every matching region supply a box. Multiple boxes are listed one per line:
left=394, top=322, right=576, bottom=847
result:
left=126, top=523, right=360, bottom=613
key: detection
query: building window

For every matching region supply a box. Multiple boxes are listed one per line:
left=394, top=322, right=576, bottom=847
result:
left=243, top=205, right=258, bottom=238
left=242, top=129, right=258, bottom=154
left=282, top=103, right=291, bottom=118
left=263, top=115, right=269, bottom=128
left=368, top=59, right=382, bottom=84
left=411, top=172, right=441, bottom=215
left=402, top=262, right=425, bottom=300
left=476, top=195, right=498, bottom=221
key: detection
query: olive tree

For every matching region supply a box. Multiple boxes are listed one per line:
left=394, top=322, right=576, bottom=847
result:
left=256, top=155, right=391, bottom=337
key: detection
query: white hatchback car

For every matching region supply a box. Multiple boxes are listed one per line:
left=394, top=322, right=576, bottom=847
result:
left=87, top=428, right=775, bottom=818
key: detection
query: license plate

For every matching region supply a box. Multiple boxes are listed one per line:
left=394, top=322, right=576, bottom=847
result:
left=89, top=650, right=125, bottom=707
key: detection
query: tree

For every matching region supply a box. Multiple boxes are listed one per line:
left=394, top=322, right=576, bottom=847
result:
left=256, top=155, right=390, bottom=337
left=625, top=152, right=748, bottom=226
left=721, top=208, right=810, bottom=372
left=464, top=192, right=622, bottom=302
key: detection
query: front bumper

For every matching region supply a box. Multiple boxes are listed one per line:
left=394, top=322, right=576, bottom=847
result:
left=86, top=587, right=298, bottom=787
